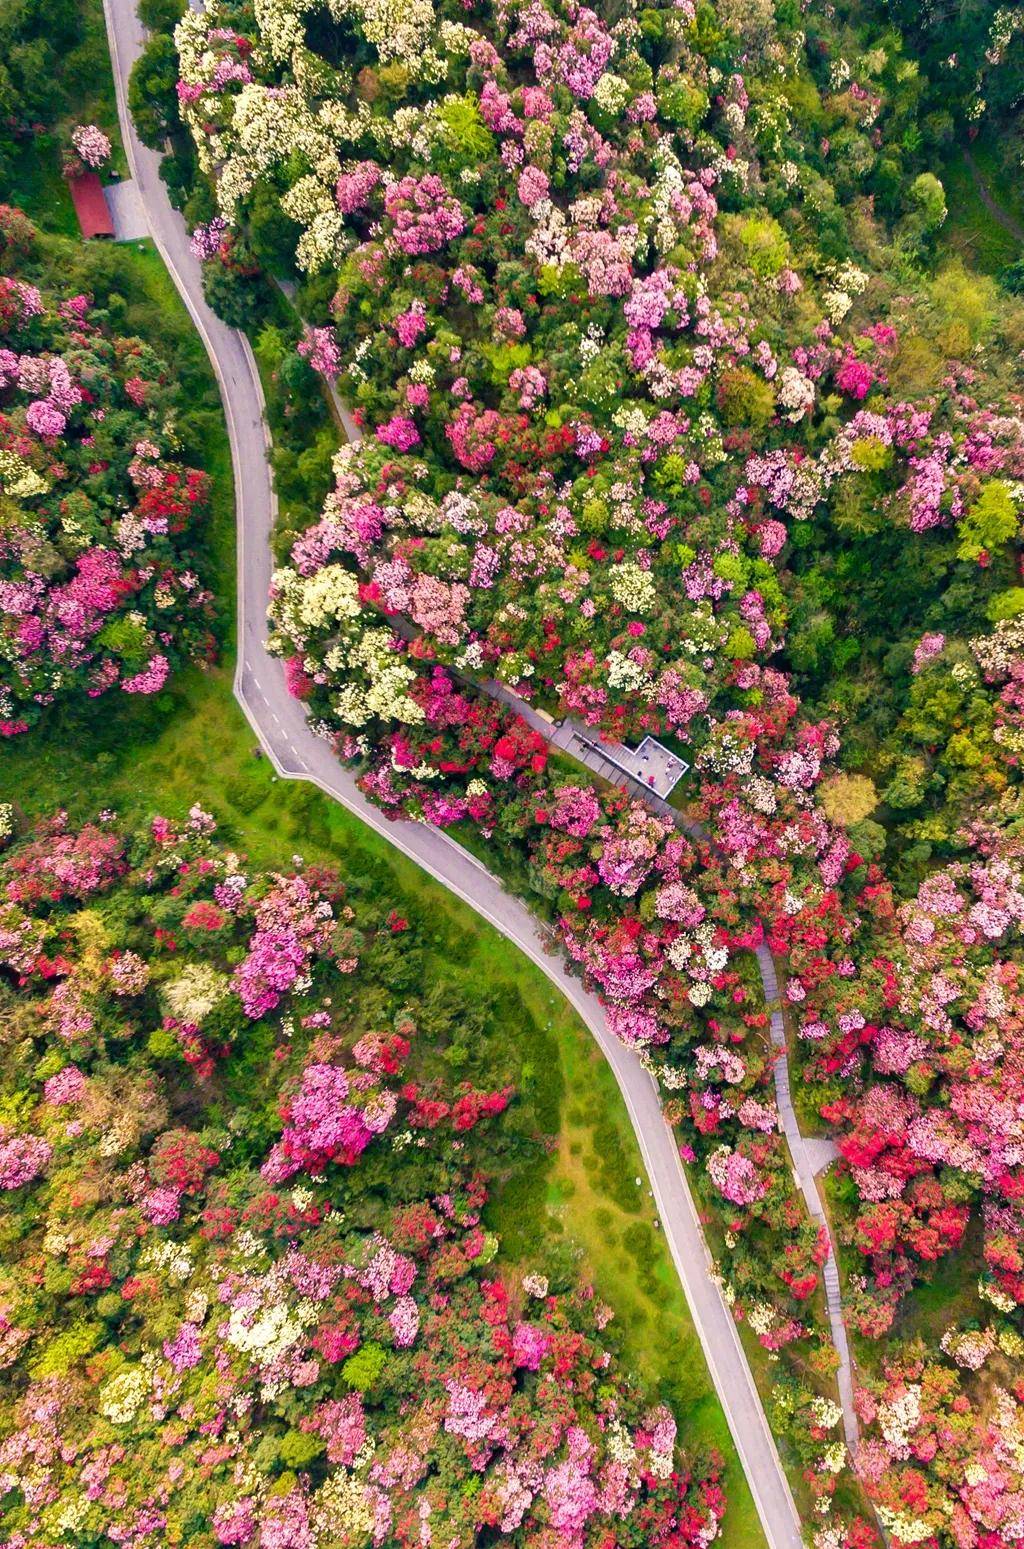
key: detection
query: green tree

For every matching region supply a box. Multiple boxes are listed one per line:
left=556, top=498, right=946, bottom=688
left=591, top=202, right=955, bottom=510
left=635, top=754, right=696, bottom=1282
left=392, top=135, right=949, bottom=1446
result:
left=911, top=171, right=947, bottom=226
left=245, top=180, right=302, bottom=276
left=341, top=1342, right=388, bottom=1392
left=656, top=79, right=708, bottom=131
left=957, top=480, right=1018, bottom=562
left=715, top=365, right=776, bottom=428
left=201, top=259, right=269, bottom=331
left=987, top=587, right=1024, bottom=623
left=1000, top=258, right=1024, bottom=296
left=128, top=34, right=181, bottom=148
left=137, top=0, right=186, bottom=29
left=433, top=95, right=496, bottom=177
left=738, top=214, right=790, bottom=278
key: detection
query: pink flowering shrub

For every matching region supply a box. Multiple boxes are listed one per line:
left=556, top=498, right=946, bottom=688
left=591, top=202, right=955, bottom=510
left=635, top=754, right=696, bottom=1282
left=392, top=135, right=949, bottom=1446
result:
left=233, top=873, right=335, bottom=1019
left=335, top=160, right=382, bottom=215
left=0, top=1131, right=51, bottom=1189
left=707, top=1143, right=768, bottom=1207
left=261, top=1060, right=392, bottom=1178
left=2, top=812, right=125, bottom=905
left=383, top=174, right=465, bottom=255
left=517, top=165, right=550, bottom=207
left=0, top=210, right=214, bottom=732
left=297, top=324, right=341, bottom=379
left=375, top=413, right=421, bottom=452
left=189, top=215, right=229, bottom=259
left=856, top=1345, right=1024, bottom=1547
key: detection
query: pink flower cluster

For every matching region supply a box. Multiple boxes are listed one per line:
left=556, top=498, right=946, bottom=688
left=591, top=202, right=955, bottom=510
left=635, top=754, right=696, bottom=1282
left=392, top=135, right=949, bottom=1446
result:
left=233, top=874, right=335, bottom=1019
left=383, top=174, right=465, bottom=256
left=71, top=123, right=112, bottom=168
left=0, top=1131, right=52, bottom=1189
left=261, top=1061, right=396, bottom=1180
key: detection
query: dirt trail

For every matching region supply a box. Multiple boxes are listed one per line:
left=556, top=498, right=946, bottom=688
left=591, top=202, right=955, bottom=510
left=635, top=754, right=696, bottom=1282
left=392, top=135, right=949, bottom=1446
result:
left=962, top=147, right=1024, bottom=244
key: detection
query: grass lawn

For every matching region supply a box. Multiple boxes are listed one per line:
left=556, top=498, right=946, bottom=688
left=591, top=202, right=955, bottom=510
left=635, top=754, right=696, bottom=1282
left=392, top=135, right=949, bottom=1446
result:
left=0, top=219, right=767, bottom=1549
left=891, top=1227, right=984, bottom=1346
left=5, top=134, right=81, bottom=238
left=940, top=133, right=1024, bottom=274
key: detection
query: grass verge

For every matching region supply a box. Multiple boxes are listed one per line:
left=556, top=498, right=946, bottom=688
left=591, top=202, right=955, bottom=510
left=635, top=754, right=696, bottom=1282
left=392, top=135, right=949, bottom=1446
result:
left=6, top=0, right=127, bottom=232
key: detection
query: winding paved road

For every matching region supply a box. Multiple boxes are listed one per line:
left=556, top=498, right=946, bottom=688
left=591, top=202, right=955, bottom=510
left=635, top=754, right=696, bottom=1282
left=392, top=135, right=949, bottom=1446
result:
left=100, top=2, right=835, bottom=1539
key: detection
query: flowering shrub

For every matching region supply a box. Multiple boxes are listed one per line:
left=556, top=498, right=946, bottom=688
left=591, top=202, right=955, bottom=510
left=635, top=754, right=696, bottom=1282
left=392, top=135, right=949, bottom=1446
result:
left=0, top=208, right=214, bottom=733
left=70, top=124, right=112, bottom=170
left=0, top=808, right=725, bottom=1547
left=856, top=1339, right=1024, bottom=1548
left=781, top=835, right=1024, bottom=1338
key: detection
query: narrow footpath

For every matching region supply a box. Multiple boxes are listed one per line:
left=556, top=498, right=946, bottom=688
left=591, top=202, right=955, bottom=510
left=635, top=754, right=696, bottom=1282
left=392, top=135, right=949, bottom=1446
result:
left=963, top=147, right=1024, bottom=244
left=101, top=0, right=848, bottom=1535
left=476, top=682, right=858, bottom=1445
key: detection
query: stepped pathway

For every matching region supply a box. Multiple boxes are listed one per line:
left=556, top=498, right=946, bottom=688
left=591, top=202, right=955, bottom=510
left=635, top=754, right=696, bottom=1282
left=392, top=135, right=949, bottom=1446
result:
left=101, top=0, right=854, bottom=1531
left=756, top=951, right=856, bottom=1444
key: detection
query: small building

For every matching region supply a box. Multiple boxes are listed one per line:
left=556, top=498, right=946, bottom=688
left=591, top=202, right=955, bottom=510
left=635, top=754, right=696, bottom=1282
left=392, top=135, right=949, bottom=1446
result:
left=67, top=172, right=114, bottom=240
left=570, top=729, right=690, bottom=801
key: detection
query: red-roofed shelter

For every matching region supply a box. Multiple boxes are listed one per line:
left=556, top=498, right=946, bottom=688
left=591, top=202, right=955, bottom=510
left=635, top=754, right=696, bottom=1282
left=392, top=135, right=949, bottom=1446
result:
left=67, top=172, right=114, bottom=239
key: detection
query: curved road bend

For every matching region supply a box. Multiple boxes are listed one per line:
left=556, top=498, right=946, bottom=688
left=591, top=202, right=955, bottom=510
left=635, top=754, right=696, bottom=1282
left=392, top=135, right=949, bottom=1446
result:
left=103, top=1, right=816, bottom=1539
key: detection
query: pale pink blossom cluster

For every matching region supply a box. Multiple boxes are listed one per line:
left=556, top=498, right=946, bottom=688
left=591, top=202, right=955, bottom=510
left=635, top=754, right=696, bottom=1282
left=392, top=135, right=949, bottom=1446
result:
left=71, top=123, right=112, bottom=168
left=707, top=1144, right=768, bottom=1206
left=120, top=654, right=170, bottom=695
left=43, top=1065, right=85, bottom=1105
